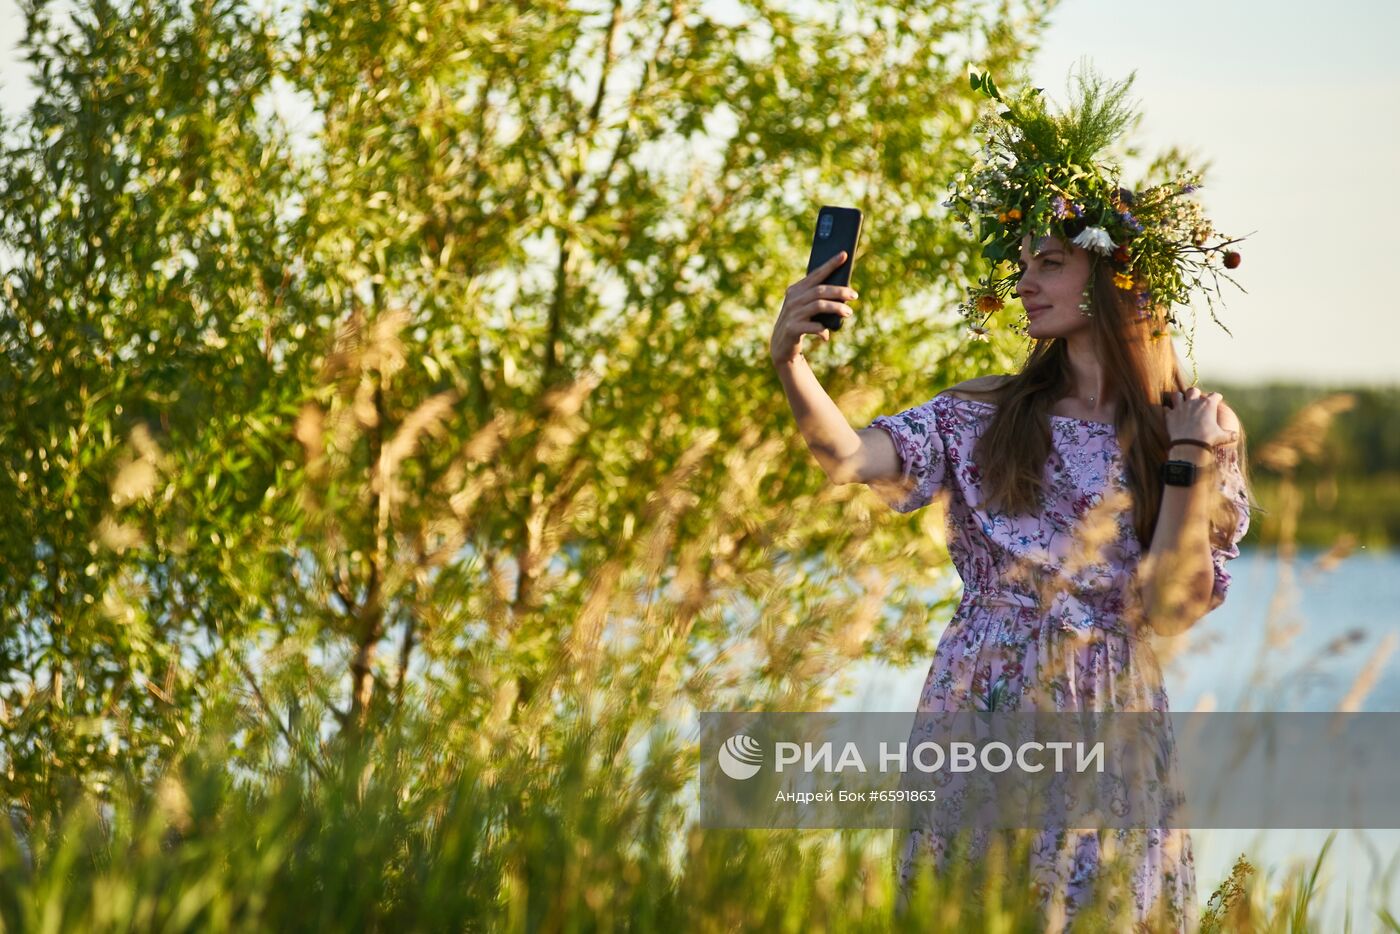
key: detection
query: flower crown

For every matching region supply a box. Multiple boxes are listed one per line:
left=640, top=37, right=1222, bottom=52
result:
left=943, top=66, right=1248, bottom=359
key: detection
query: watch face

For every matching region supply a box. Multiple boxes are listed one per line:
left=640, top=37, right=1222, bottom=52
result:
left=1162, top=461, right=1196, bottom=486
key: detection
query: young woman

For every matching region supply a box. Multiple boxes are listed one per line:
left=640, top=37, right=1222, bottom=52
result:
left=769, top=70, right=1255, bottom=931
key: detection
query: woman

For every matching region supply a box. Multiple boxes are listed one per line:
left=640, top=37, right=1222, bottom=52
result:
left=769, top=68, right=1254, bottom=931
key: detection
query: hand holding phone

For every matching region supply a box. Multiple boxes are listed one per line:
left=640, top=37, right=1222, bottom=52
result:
left=804, top=206, right=863, bottom=331
left=769, top=249, right=859, bottom=366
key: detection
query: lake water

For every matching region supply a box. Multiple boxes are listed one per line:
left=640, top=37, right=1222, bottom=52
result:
left=833, top=547, right=1400, bottom=928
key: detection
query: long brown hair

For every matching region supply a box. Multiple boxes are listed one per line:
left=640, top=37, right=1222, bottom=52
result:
left=965, top=259, right=1252, bottom=550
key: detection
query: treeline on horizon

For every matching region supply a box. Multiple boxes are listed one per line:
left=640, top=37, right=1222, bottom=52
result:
left=1213, top=381, right=1400, bottom=549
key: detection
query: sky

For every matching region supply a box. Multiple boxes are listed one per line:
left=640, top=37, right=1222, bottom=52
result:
left=2, top=0, right=1398, bottom=386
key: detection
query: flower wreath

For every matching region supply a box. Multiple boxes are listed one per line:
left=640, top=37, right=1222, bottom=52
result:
left=943, top=65, right=1249, bottom=364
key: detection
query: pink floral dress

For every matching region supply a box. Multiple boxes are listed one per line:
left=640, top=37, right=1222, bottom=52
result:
left=867, top=391, right=1251, bottom=932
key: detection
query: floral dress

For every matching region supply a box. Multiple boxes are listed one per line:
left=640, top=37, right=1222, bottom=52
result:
left=867, top=392, right=1251, bottom=932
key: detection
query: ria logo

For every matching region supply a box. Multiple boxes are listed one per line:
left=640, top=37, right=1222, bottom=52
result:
left=717, top=733, right=763, bottom=780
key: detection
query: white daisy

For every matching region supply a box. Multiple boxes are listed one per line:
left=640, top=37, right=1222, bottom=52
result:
left=1071, top=225, right=1117, bottom=255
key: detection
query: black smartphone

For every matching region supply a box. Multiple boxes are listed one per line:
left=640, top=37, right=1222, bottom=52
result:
left=805, top=205, right=863, bottom=332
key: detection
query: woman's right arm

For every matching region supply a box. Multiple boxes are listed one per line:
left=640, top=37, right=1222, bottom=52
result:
left=772, top=354, right=902, bottom=486
left=768, top=250, right=902, bottom=488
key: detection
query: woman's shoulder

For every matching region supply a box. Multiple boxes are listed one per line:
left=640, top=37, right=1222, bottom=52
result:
left=1211, top=394, right=1242, bottom=434
left=925, top=375, right=1012, bottom=429
left=1168, top=384, right=1243, bottom=445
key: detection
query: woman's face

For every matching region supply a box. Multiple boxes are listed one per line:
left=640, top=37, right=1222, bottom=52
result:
left=1013, top=234, right=1095, bottom=339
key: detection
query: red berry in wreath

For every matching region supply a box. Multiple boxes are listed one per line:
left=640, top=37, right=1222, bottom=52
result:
left=1223, top=250, right=1241, bottom=269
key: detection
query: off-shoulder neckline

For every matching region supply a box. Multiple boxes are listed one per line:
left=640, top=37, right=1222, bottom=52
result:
left=937, top=393, right=1118, bottom=429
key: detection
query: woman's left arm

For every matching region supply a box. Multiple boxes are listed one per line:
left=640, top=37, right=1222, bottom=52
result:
left=1138, top=389, right=1241, bottom=636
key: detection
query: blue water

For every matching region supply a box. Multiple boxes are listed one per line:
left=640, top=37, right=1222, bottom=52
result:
left=834, top=546, right=1400, bottom=927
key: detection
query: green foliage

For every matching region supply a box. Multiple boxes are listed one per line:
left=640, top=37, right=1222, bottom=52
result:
left=970, top=61, right=1137, bottom=167
left=0, top=721, right=1360, bottom=932
left=1215, top=382, right=1400, bottom=547
left=1216, top=382, right=1400, bottom=477
left=1244, top=472, right=1400, bottom=550
left=0, top=0, right=1048, bottom=810
left=1, top=0, right=301, bottom=808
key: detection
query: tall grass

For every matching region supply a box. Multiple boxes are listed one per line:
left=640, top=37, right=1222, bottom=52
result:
left=2, top=393, right=1395, bottom=932
left=0, top=732, right=1367, bottom=932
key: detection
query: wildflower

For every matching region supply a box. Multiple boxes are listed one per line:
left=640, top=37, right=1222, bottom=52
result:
left=1051, top=195, right=1071, bottom=219
left=1113, top=272, right=1134, bottom=290
left=1112, top=245, right=1131, bottom=264
left=1071, top=225, right=1117, bottom=255
left=976, top=293, right=1004, bottom=313
left=1118, top=211, right=1143, bottom=234
left=1223, top=250, right=1241, bottom=269
left=1007, top=208, right=1022, bottom=221
left=968, top=324, right=990, bottom=342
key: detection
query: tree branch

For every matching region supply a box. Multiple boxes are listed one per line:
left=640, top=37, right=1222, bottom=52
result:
left=571, top=0, right=625, bottom=180
left=578, top=0, right=686, bottom=225
left=234, top=652, right=326, bottom=780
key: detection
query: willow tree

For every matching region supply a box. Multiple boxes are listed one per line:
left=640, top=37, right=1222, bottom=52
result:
left=0, top=0, right=1052, bottom=807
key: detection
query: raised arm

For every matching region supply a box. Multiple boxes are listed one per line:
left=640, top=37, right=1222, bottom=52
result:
left=768, top=249, right=898, bottom=487
left=1139, top=390, right=1247, bottom=635
left=771, top=351, right=903, bottom=487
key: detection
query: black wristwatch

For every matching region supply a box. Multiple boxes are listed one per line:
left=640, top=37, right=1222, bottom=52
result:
left=1160, top=459, right=1200, bottom=486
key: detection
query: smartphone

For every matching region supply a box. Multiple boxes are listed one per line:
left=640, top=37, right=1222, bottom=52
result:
left=805, top=205, right=863, bottom=332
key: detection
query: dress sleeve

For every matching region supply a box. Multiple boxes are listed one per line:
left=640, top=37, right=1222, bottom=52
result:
left=1208, top=444, right=1252, bottom=609
left=864, top=395, right=949, bottom=514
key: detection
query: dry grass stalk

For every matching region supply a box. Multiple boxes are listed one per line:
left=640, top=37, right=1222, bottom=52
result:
left=1252, top=395, right=1355, bottom=473
left=1335, top=631, right=1398, bottom=715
